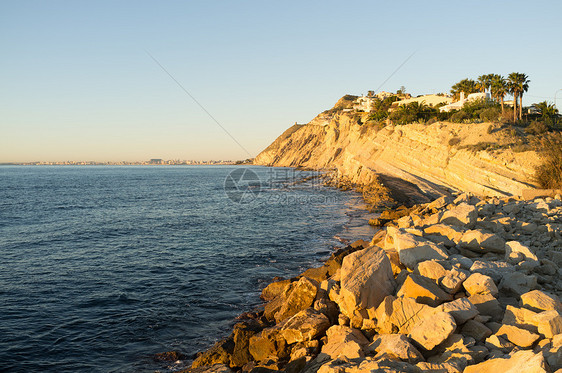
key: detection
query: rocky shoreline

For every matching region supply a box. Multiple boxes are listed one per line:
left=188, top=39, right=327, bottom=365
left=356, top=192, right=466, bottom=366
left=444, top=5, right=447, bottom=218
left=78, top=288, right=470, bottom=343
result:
left=177, top=191, right=562, bottom=373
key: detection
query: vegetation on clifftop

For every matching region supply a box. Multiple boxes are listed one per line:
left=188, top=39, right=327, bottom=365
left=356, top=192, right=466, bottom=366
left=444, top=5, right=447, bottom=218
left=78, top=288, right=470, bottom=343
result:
left=534, top=134, right=562, bottom=189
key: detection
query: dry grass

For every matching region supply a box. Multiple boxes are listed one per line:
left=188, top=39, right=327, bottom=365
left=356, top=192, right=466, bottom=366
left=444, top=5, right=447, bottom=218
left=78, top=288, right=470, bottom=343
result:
left=534, top=134, right=562, bottom=188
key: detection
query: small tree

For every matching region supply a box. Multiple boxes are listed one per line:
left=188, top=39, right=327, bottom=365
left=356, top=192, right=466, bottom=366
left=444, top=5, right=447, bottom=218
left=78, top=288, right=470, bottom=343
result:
left=533, top=101, right=559, bottom=125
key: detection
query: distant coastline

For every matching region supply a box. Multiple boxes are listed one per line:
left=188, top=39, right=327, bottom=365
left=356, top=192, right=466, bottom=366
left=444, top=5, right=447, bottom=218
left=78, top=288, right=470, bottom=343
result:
left=0, top=158, right=254, bottom=166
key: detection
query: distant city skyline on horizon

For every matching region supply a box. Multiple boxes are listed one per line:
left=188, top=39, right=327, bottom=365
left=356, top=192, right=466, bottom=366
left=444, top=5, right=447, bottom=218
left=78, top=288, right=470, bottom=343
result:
left=1, top=158, right=247, bottom=165
left=2, top=0, right=561, bottom=163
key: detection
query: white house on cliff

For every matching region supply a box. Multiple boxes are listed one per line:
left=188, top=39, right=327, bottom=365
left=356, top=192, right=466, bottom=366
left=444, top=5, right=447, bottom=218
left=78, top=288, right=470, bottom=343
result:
left=439, top=92, right=491, bottom=112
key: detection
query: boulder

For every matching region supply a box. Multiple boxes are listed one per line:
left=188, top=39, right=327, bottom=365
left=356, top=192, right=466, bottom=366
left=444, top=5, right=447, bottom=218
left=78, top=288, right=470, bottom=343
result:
left=275, top=277, right=318, bottom=323
left=279, top=309, right=331, bottom=345
left=313, top=298, right=339, bottom=325
left=397, top=273, right=452, bottom=307
left=468, top=293, right=503, bottom=321
left=289, top=340, right=319, bottom=361
left=437, top=333, right=475, bottom=355
left=320, top=325, right=369, bottom=360
left=424, top=223, right=464, bottom=243
left=359, top=357, right=420, bottom=372
left=416, top=361, right=462, bottom=372
left=323, top=245, right=362, bottom=274
left=416, top=260, right=447, bottom=281
left=484, top=334, right=514, bottom=353
left=230, top=321, right=263, bottom=367
left=428, top=195, right=454, bottom=210
left=463, top=273, right=498, bottom=297
left=385, top=249, right=405, bottom=276
left=338, top=246, right=396, bottom=320
left=367, top=334, right=424, bottom=364
left=459, top=230, right=506, bottom=254
left=496, top=324, right=540, bottom=348
left=317, top=357, right=419, bottom=373
left=408, top=311, right=457, bottom=350
left=448, top=254, right=473, bottom=270
left=192, top=337, right=235, bottom=368
left=420, top=211, right=444, bottom=227
left=461, top=320, right=492, bottom=342
left=153, top=350, right=185, bottom=362
left=261, top=279, right=291, bottom=301
left=320, top=279, right=340, bottom=303
left=438, top=297, right=479, bottom=324
left=499, top=272, right=537, bottom=296
left=263, top=294, right=284, bottom=321
left=502, top=305, right=539, bottom=333
left=470, top=260, right=513, bottom=283
left=503, top=202, right=521, bottom=214
left=440, top=203, right=478, bottom=228
left=454, top=192, right=480, bottom=205
left=389, top=229, right=449, bottom=269
left=521, top=290, right=562, bottom=313
left=425, top=234, right=456, bottom=248
left=440, top=268, right=468, bottom=294
left=300, top=266, right=330, bottom=283
left=383, top=296, right=435, bottom=334
left=463, top=349, right=548, bottom=373
left=505, top=241, right=539, bottom=264
left=535, top=310, right=562, bottom=338
left=248, top=328, right=288, bottom=362
left=374, top=295, right=397, bottom=334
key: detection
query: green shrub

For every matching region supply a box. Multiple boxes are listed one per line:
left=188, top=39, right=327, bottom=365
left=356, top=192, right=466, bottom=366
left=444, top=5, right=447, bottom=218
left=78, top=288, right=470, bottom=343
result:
left=526, top=121, right=549, bottom=135
left=479, top=107, right=501, bottom=122
left=450, top=110, right=470, bottom=123
left=389, top=109, right=416, bottom=125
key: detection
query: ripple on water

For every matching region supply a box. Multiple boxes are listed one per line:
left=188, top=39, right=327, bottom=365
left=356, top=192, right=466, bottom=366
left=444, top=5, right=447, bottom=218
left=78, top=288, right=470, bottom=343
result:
left=0, top=166, right=375, bottom=372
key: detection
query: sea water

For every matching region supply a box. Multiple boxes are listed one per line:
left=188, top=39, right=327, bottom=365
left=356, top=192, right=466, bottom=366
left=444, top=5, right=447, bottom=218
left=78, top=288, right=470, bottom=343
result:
left=0, top=166, right=375, bottom=372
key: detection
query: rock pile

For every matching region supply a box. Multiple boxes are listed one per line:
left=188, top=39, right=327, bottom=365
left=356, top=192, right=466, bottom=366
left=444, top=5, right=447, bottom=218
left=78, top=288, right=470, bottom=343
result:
left=187, top=193, right=562, bottom=373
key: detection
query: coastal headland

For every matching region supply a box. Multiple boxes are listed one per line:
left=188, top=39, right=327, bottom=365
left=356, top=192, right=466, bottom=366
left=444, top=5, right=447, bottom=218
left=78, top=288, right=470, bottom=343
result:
left=173, top=94, right=562, bottom=373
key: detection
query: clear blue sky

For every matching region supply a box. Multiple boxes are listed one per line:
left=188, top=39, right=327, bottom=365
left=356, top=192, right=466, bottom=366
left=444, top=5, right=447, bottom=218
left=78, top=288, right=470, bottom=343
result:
left=1, top=0, right=561, bottom=162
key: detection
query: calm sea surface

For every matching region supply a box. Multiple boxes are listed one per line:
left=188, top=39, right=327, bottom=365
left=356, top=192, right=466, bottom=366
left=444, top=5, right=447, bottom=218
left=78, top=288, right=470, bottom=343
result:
left=0, top=166, right=374, bottom=372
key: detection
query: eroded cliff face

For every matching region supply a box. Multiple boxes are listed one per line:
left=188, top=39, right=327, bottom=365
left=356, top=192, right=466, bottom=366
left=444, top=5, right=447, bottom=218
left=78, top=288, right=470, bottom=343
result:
left=255, top=110, right=541, bottom=198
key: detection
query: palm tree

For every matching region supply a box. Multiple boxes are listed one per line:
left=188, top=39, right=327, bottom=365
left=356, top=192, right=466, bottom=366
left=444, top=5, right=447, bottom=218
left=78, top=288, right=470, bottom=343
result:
left=518, top=73, right=530, bottom=120
left=477, top=75, right=487, bottom=93
left=508, top=73, right=520, bottom=121
left=477, top=74, right=493, bottom=93
left=451, top=79, right=478, bottom=101
left=508, top=72, right=530, bottom=121
left=533, top=101, right=559, bottom=124
left=491, top=75, right=508, bottom=115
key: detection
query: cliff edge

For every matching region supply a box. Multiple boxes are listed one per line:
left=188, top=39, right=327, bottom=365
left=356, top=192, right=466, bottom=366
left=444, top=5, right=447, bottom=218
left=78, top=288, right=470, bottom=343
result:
left=255, top=99, right=541, bottom=199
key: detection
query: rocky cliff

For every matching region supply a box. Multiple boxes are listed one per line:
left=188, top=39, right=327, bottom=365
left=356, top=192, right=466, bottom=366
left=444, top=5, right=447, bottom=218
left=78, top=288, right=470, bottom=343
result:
left=255, top=103, right=541, bottom=199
